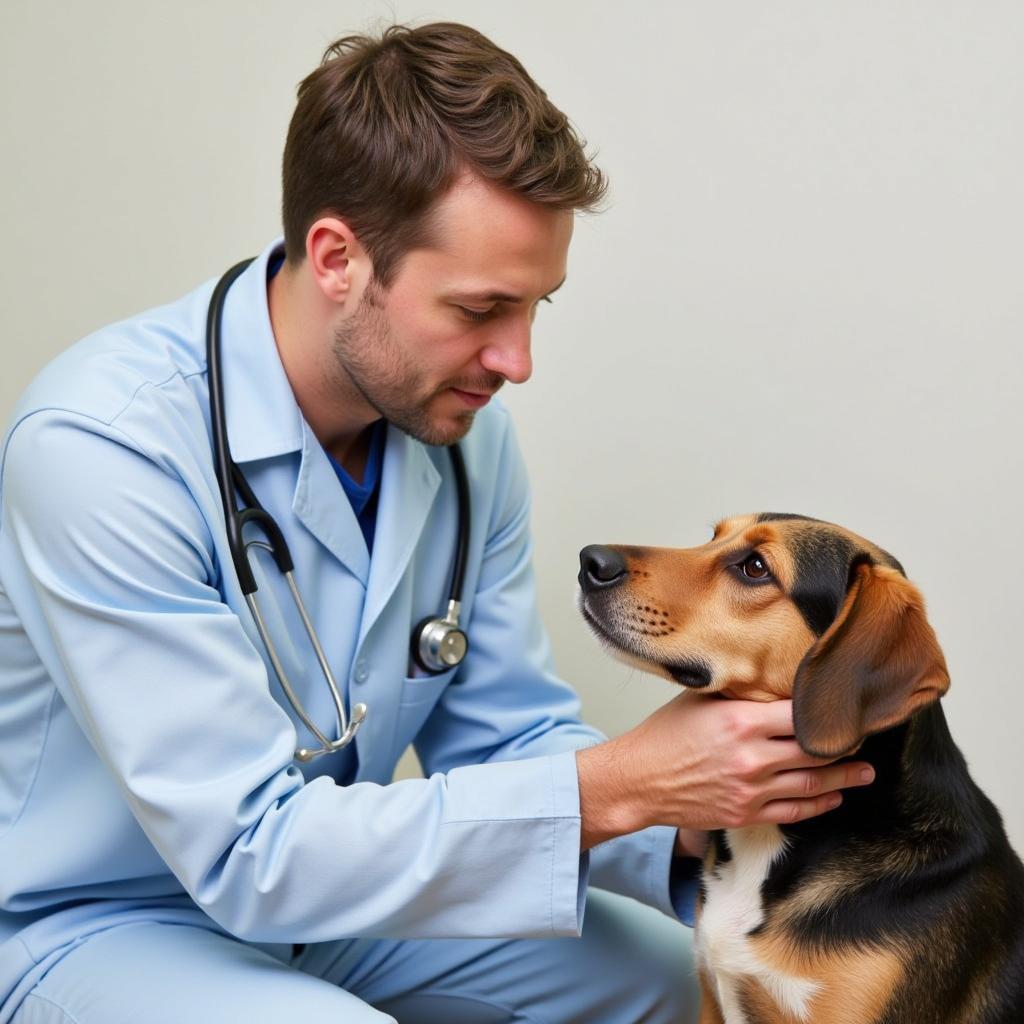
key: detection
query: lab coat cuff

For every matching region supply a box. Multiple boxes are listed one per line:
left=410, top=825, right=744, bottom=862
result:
left=549, top=748, right=590, bottom=935
left=443, top=749, right=586, bottom=937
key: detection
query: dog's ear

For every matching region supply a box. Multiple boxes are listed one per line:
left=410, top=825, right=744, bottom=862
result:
left=792, top=562, right=950, bottom=758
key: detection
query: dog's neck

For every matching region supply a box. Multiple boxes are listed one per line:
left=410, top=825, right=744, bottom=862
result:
left=784, top=701, right=992, bottom=852
left=712, top=701, right=1003, bottom=913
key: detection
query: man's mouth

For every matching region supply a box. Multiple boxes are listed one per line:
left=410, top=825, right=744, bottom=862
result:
left=450, top=388, right=493, bottom=408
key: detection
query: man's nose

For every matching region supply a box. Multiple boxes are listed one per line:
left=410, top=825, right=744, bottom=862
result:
left=479, top=320, right=532, bottom=385
left=578, top=545, right=627, bottom=593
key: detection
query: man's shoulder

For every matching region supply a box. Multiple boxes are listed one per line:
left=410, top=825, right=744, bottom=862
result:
left=6, top=277, right=217, bottom=445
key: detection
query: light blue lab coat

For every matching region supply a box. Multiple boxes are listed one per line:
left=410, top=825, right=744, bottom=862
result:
left=0, top=240, right=695, bottom=1020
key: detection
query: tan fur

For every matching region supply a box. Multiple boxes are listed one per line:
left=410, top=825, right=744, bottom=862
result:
left=744, top=930, right=905, bottom=1024
left=793, top=563, right=949, bottom=758
left=698, top=969, right=727, bottom=1024
left=590, top=524, right=818, bottom=700
left=737, top=937, right=905, bottom=1019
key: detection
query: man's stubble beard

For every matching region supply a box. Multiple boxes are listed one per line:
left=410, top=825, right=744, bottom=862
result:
left=330, top=286, right=501, bottom=447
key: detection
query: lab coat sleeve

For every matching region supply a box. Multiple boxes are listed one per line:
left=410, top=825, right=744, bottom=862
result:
left=0, top=409, right=587, bottom=942
left=414, top=409, right=700, bottom=926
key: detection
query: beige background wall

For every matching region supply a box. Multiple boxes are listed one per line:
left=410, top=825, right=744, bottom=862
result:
left=3, top=2, right=1022, bottom=849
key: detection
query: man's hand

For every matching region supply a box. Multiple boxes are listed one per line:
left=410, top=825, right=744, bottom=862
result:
left=576, top=693, right=875, bottom=852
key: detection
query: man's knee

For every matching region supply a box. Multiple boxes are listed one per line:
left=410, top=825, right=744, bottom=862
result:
left=10, top=921, right=395, bottom=1024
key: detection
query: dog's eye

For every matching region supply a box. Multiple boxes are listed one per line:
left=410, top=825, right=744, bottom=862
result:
left=740, top=555, right=771, bottom=580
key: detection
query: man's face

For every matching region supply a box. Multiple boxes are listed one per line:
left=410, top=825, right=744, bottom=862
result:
left=332, top=173, right=573, bottom=446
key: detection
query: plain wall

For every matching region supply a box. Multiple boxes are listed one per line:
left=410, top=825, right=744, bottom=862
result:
left=2, top=1, right=1022, bottom=849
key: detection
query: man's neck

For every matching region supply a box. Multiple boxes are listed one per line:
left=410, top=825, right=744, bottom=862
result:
left=267, top=260, right=378, bottom=474
left=331, top=425, right=375, bottom=485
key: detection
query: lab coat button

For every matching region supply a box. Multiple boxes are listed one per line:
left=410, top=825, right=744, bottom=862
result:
left=354, top=660, right=369, bottom=683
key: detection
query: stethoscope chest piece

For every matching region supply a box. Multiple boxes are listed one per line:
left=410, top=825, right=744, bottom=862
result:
left=412, top=601, right=469, bottom=674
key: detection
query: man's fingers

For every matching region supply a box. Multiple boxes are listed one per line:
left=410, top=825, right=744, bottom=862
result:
left=763, top=761, right=875, bottom=806
left=758, top=739, right=838, bottom=773
left=755, top=792, right=844, bottom=826
left=748, top=699, right=798, bottom=739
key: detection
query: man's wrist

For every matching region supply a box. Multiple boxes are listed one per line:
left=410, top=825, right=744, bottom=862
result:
left=576, top=739, right=646, bottom=852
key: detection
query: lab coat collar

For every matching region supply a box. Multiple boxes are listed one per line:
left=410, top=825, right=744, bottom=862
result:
left=218, top=238, right=304, bottom=464
left=290, top=412, right=441, bottom=600
left=361, top=425, right=442, bottom=636
left=217, top=238, right=444, bottom=595
left=291, top=418, right=371, bottom=583
left=218, top=240, right=373, bottom=579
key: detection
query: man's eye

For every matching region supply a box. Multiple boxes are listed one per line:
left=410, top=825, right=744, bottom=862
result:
left=739, top=555, right=771, bottom=580
left=459, top=306, right=493, bottom=323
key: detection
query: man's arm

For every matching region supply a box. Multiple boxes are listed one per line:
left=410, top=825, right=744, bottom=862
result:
left=0, top=408, right=589, bottom=941
left=576, top=692, right=877, bottom=849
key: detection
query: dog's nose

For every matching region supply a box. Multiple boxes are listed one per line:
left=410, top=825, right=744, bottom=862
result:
left=579, top=545, right=627, bottom=592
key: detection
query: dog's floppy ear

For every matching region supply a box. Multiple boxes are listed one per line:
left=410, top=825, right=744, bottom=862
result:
left=792, top=561, right=950, bottom=758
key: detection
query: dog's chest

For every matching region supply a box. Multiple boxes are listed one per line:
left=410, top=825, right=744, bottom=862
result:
left=696, top=825, right=820, bottom=1024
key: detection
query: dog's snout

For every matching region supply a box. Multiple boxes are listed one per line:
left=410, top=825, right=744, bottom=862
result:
left=579, top=545, right=627, bottom=592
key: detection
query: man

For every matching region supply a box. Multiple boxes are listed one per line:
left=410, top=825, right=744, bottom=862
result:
left=0, top=23, right=874, bottom=1023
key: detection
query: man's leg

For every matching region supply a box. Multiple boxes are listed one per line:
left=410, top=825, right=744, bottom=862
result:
left=11, top=920, right=394, bottom=1024
left=297, top=889, right=699, bottom=1023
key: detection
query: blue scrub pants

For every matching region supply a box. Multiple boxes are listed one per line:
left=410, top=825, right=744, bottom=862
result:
left=11, top=891, right=697, bottom=1023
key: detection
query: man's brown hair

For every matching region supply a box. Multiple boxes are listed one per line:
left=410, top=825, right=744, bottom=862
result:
left=281, top=22, right=606, bottom=284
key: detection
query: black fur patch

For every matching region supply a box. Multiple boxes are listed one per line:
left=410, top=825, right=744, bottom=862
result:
left=711, top=828, right=731, bottom=865
left=754, top=513, right=905, bottom=635
left=755, top=703, right=1024, bottom=1019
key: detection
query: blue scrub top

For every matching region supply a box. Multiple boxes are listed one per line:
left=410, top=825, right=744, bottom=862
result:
left=325, top=422, right=387, bottom=556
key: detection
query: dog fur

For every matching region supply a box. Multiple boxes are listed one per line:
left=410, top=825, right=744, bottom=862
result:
left=577, top=514, right=1024, bottom=1024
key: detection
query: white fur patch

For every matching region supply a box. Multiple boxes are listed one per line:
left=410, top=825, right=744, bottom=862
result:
left=696, top=825, right=822, bottom=1023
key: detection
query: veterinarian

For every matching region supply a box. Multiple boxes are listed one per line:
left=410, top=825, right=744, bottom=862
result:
left=0, top=22, right=876, bottom=1024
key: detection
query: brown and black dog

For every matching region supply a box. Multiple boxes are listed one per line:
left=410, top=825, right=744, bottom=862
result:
left=577, top=513, right=1024, bottom=1024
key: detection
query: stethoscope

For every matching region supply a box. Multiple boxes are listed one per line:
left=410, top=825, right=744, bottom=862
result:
left=207, top=258, right=471, bottom=762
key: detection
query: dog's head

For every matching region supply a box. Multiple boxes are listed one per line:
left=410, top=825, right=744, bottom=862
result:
left=577, top=513, right=950, bottom=758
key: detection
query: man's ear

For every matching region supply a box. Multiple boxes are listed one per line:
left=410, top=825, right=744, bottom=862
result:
left=306, top=217, right=372, bottom=305
left=792, top=562, right=950, bottom=758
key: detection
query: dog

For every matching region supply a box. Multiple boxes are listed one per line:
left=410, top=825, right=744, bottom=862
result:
left=577, top=513, right=1024, bottom=1024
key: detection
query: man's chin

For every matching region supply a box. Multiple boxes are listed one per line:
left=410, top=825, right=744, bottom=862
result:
left=391, top=409, right=476, bottom=448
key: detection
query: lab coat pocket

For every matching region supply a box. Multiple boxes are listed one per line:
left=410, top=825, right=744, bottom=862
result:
left=400, top=665, right=459, bottom=705
left=395, top=666, right=458, bottom=747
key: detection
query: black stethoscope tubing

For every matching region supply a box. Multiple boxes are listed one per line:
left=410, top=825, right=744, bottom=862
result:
left=205, top=257, right=471, bottom=758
